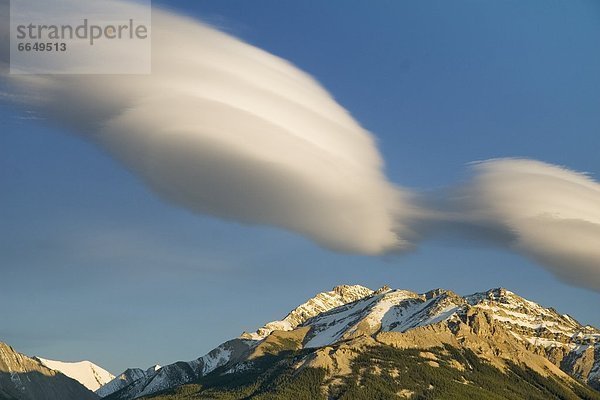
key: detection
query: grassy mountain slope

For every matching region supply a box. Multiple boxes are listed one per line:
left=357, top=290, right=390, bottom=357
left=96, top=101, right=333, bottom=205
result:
left=140, top=344, right=600, bottom=400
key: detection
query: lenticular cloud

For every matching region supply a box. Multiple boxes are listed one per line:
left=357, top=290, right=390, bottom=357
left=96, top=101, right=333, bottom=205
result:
left=1, top=1, right=599, bottom=290
left=0, top=0, right=416, bottom=254
left=462, top=159, right=600, bottom=290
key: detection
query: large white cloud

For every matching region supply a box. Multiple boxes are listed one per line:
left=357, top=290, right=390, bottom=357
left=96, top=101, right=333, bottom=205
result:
left=0, top=0, right=417, bottom=254
left=460, top=159, right=600, bottom=290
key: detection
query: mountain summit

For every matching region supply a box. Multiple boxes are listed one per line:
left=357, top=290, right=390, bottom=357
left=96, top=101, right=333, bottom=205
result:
left=98, top=285, right=600, bottom=399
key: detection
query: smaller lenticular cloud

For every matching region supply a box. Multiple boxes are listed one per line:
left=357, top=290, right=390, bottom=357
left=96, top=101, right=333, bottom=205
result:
left=460, top=159, right=600, bottom=290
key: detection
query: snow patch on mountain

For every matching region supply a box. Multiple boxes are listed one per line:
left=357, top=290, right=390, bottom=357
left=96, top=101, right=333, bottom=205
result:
left=200, top=347, right=232, bottom=375
left=36, top=357, right=114, bottom=391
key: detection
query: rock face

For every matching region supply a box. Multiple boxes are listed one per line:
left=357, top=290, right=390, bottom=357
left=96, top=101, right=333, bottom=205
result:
left=95, top=367, right=158, bottom=398
left=0, top=342, right=98, bottom=400
left=465, top=288, right=600, bottom=389
left=99, top=285, right=600, bottom=399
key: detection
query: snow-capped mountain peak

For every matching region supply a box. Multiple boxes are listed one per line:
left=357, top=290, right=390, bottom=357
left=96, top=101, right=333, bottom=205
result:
left=35, top=357, right=114, bottom=392
left=240, top=284, right=374, bottom=340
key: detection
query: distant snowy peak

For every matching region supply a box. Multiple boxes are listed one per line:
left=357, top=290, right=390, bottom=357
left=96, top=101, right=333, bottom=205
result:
left=36, top=357, right=114, bottom=392
left=241, top=284, right=374, bottom=340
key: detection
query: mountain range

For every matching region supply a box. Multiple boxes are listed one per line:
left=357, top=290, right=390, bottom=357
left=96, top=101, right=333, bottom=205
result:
left=97, top=284, right=599, bottom=399
left=1, top=284, right=599, bottom=399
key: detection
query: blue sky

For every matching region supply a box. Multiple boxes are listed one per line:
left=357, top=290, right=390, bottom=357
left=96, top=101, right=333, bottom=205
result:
left=1, top=0, right=599, bottom=374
